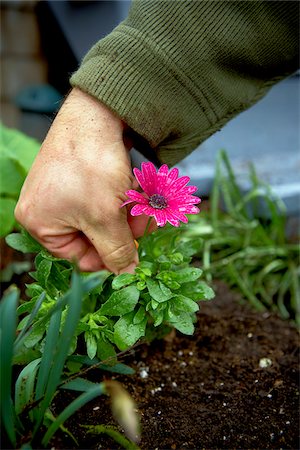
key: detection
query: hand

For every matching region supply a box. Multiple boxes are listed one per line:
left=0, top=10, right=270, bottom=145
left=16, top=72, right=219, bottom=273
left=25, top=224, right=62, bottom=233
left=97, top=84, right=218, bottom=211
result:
left=15, top=88, right=153, bottom=273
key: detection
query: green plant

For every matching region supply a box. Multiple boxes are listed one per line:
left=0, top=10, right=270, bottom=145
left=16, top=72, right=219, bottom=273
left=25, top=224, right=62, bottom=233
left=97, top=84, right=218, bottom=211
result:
left=0, top=273, right=140, bottom=449
left=186, top=150, right=300, bottom=324
left=0, top=123, right=40, bottom=237
left=5, top=226, right=214, bottom=366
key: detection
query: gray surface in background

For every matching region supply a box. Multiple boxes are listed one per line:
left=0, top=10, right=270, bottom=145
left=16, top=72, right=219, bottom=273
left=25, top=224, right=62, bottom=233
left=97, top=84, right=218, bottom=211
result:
left=133, top=74, right=300, bottom=216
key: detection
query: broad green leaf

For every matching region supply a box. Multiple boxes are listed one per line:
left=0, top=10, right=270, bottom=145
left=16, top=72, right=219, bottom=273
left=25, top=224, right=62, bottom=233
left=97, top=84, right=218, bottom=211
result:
left=114, top=312, right=147, bottom=350
left=175, top=239, right=201, bottom=257
left=0, top=122, right=40, bottom=171
left=0, top=154, right=25, bottom=195
left=36, top=259, right=52, bottom=289
left=0, top=198, right=16, bottom=237
left=151, top=310, right=164, bottom=327
left=168, top=252, right=184, bottom=264
left=181, top=280, right=215, bottom=301
left=112, top=273, right=137, bottom=289
left=6, top=230, right=42, bottom=253
left=13, top=347, right=41, bottom=365
left=169, top=313, right=195, bottom=335
left=171, top=295, right=199, bottom=313
left=173, top=267, right=202, bottom=283
left=97, top=336, right=117, bottom=363
left=133, top=306, right=146, bottom=324
left=146, top=278, right=172, bottom=303
left=24, top=323, right=45, bottom=348
left=99, top=285, right=140, bottom=316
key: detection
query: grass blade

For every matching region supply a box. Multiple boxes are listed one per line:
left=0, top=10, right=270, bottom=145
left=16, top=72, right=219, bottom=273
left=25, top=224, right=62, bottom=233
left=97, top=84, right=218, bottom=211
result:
left=42, top=383, right=105, bottom=446
left=0, top=288, right=19, bottom=446
left=15, top=359, right=41, bottom=418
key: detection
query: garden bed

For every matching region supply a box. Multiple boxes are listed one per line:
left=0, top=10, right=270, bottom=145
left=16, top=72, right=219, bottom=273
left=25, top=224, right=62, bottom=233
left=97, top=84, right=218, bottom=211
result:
left=51, top=281, right=299, bottom=450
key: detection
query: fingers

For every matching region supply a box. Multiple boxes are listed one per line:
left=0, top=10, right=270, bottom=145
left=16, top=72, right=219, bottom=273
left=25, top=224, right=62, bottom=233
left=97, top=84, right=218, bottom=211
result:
left=28, top=230, right=106, bottom=272
left=83, top=209, right=139, bottom=274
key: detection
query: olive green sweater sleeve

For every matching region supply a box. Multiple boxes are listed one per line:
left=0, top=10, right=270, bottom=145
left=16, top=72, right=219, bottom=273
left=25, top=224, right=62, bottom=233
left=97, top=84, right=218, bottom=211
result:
left=70, top=0, right=299, bottom=166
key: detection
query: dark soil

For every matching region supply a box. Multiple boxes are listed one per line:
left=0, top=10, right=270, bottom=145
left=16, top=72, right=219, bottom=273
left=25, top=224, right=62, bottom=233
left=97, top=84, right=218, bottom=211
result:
left=51, top=281, right=300, bottom=450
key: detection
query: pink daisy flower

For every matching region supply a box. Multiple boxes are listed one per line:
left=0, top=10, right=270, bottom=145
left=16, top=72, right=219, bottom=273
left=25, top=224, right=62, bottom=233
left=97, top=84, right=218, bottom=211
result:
left=122, top=162, right=201, bottom=227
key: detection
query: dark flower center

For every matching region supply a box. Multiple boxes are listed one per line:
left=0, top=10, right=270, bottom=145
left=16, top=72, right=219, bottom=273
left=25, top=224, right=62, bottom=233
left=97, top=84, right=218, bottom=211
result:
left=149, top=194, right=168, bottom=209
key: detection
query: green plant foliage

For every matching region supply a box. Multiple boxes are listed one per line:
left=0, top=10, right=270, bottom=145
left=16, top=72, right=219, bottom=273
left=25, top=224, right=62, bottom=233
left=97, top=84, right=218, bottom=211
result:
left=0, top=272, right=139, bottom=448
left=0, top=123, right=40, bottom=236
left=6, top=226, right=214, bottom=363
left=186, top=150, right=300, bottom=324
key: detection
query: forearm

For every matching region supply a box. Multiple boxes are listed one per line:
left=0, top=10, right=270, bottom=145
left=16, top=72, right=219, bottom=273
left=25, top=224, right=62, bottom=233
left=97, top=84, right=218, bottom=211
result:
left=70, top=0, right=299, bottom=165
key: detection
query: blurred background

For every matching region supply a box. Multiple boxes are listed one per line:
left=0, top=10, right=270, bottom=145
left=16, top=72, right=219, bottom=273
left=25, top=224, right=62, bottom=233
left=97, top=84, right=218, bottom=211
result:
left=1, top=0, right=299, bottom=223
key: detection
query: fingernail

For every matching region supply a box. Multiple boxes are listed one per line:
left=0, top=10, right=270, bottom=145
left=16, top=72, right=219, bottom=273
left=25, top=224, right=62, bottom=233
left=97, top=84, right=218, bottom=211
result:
left=119, top=262, right=137, bottom=275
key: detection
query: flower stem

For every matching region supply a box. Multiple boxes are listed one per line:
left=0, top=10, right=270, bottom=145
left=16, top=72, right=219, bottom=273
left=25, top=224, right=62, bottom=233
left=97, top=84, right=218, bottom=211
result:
left=143, top=217, right=153, bottom=238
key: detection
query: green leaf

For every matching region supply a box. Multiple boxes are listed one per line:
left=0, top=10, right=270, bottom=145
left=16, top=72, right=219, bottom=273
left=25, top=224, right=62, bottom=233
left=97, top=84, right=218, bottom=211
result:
left=99, top=285, right=140, bottom=316
left=61, top=377, right=99, bottom=393
left=0, top=288, right=19, bottom=446
left=42, top=383, right=106, bottom=446
left=133, top=306, right=146, bottom=324
left=24, top=323, right=45, bottom=348
left=0, top=198, right=16, bottom=237
left=85, top=331, right=98, bottom=360
left=15, top=358, right=41, bottom=416
left=175, top=239, right=201, bottom=257
left=180, top=279, right=215, bottom=301
left=171, top=295, right=199, bottom=313
left=173, top=267, right=202, bottom=283
left=112, top=273, right=137, bottom=290
left=114, top=312, right=147, bottom=350
left=0, top=153, right=25, bottom=195
left=169, top=313, right=195, bottom=335
left=97, top=336, right=117, bottom=363
left=33, top=271, right=84, bottom=437
left=36, top=259, right=52, bottom=288
left=68, top=356, right=135, bottom=375
left=146, top=278, right=172, bottom=303
left=6, top=230, right=42, bottom=253
left=168, top=252, right=184, bottom=265
left=0, top=122, right=40, bottom=172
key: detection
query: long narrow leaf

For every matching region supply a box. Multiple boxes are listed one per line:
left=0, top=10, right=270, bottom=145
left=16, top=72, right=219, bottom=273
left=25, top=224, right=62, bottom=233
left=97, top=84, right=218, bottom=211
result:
left=15, top=359, right=41, bottom=417
left=35, top=271, right=83, bottom=435
left=0, top=288, right=19, bottom=446
left=42, top=383, right=105, bottom=446
left=14, top=292, right=45, bottom=354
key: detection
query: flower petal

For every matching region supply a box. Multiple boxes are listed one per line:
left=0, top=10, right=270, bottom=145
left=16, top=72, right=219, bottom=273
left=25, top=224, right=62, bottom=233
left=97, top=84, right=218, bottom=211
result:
left=140, top=162, right=157, bottom=196
left=165, top=176, right=190, bottom=197
left=166, top=208, right=189, bottom=224
left=124, top=190, right=148, bottom=204
left=130, top=204, right=153, bottom=216
left=153, top=209, right=167, bottom=227
left=133, top=168, right=146, bottom=191
left=178, top=205, right=200, bottom=214
left=169, top=195, right=201, bottom=206
left=175, top=185, right=198, bottom=195
left=168, top=167, right=179, bottom=182
left=157, top=164, right=169, bottom=194
left=164, top=209, right=180, bottom=227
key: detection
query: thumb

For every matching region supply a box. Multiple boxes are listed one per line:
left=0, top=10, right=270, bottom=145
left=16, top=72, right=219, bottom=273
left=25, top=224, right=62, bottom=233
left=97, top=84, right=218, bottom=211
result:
left=84, top=212, right=139, bottom=274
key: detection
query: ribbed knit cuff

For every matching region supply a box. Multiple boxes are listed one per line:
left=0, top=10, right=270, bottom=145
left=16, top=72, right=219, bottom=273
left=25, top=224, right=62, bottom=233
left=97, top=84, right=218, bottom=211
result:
left=70, top=1, right=299, bottom=166
left=70, top=24, right=213, bottom=165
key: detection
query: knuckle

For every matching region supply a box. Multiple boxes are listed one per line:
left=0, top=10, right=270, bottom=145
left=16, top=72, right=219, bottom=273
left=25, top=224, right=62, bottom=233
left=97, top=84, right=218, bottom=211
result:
left=104, top=241, right=136, bottom=269
left=14, top=200, right=29, bottom=226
